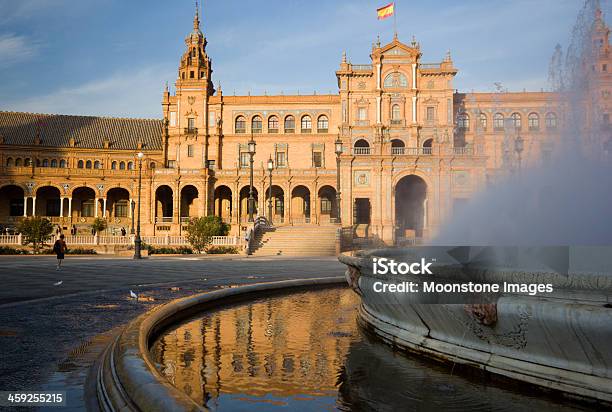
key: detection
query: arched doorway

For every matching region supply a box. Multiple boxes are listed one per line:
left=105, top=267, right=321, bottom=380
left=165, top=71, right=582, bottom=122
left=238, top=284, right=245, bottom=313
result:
left=395, top=175, right=427, bottom=240
left=106, top=188, right=130, bottom=232
left=239, top=186, right=258, bottom=222
left=72, top=187, right=96, bottom=219
left=155, top=185, right=174, bottom=223
left=317, top=185, right=337, bottom=222
left=37, top=186, right=62, bottom=217
left=214, top=185, right=232, bottom=222
left=291, top=185, right=310, bottom=223
left=0, top=185, right=25, bottom=222
left=180, top=185, right=199, bottom=221
left=265, top=185, right=285, bottom=224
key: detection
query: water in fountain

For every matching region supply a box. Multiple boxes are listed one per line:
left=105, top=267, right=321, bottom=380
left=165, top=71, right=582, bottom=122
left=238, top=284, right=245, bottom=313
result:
left=434, top=0, right=612, bottom=248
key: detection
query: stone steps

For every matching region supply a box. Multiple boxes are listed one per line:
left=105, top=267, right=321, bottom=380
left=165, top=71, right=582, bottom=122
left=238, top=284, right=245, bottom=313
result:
left=250, top=225, right=338, bottom=256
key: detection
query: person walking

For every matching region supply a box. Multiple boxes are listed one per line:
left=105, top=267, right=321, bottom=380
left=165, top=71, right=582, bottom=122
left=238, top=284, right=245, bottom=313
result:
left=53, top=234, right=67, bottom=271
left=121, top=227, right=126, bottom=237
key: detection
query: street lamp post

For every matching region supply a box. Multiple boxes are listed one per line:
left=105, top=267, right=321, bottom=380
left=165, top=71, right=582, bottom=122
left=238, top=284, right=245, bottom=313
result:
left=133, top=152, right=144, bottom=259
left=130, top=200, right=135, bottom=235
left=515, top=135, right=524, bottom=173
left=334, top=136, right=343, bottom=224
left=267, top=156, right=274, bottom=225
left=247, top=136, right=256, bottom=222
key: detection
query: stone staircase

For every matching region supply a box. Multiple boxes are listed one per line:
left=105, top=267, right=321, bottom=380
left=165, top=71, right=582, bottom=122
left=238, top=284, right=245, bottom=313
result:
left=250, top=225, right=339, bottom=256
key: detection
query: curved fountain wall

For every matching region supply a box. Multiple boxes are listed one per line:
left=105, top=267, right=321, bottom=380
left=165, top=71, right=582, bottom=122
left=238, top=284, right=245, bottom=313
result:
left=339, top=247, right=612, bottom=404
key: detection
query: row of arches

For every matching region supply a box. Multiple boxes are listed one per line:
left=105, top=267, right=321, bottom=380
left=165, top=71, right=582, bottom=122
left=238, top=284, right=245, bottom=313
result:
left=235, top=114, right=329, bottom=134
left=456, top=111, right=558, bottom=131
left=0, top=185, right=132, bottom=219
left=6, top=158, right=68, bottom=168
left=212, top=184, right=338, bottom=223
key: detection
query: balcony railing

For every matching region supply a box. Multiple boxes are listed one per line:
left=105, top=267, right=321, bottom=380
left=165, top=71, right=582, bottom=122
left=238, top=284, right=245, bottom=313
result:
left=155, top=217, right=173, bottom=223
left=353, top=147, right=371, bottom=155
left=301, top=128, right=312, bottom=134
left=453, top=147, right=473, bottom=155
left=268, top=128, right=279, bottom=134
left=352, top=64, right=373, bottom=71
left=317, top=128, right=328, bottom=133
left=354, top=120, right=370, bottom=127
left=184, top=127, right=198, bottom=135
left=390, top=119, right=404, bottom=126
left=392, top=147, right=432, bottom=155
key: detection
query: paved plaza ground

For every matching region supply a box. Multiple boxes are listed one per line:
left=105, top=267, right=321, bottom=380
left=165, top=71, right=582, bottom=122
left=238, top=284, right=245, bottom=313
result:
left=0, top=255, right=345, bottom=410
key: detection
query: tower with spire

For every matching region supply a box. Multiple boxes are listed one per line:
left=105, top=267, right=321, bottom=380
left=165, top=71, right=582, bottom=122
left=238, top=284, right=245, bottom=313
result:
left=161, top=2, right=215, bottom=211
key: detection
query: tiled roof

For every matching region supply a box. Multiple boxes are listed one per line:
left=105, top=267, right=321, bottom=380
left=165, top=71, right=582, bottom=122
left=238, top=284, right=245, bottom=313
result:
left=0, top=111, right=163, bottom=150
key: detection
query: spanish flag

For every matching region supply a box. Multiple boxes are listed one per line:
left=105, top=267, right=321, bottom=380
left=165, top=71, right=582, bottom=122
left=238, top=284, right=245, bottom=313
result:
left=377, top=2, right=395, bottom=20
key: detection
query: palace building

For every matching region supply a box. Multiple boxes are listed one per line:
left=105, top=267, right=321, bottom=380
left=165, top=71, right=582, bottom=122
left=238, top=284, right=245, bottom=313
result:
left=0, top=7, right=610, bottom=246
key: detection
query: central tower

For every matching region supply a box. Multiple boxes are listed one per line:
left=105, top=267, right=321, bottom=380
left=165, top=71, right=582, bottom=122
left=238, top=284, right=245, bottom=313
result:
left=162, top=3, right=214, bottom=171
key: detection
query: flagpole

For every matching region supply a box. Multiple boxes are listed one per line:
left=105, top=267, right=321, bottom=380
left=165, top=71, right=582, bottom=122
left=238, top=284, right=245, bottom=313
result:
left=393, top=1, right=398, bottom=38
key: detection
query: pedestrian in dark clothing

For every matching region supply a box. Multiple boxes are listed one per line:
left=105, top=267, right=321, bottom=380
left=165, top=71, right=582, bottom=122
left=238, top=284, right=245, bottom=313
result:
left=53, top=234, right=67, bottom=271
left=121, top=227, right=126, bottom=236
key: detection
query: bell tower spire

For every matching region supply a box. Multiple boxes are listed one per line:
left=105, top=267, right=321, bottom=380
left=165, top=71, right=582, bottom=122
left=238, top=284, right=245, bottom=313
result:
left=194, top=1, right=201, bottom=32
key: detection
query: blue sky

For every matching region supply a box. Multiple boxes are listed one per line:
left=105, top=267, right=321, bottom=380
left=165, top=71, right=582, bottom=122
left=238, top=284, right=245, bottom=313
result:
left=0, top=0, right=608, bottom=118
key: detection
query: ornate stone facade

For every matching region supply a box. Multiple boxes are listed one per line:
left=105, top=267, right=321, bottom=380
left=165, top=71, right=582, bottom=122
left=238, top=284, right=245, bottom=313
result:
left=0, top=7, right=610, bottom=244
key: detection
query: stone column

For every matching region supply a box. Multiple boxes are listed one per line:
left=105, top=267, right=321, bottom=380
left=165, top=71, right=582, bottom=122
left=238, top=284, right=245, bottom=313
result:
left=32, top=197, right=36, bottom=217
left=94, top=198, right=99, bottom=218
left=67, top=197, right=72, bottom=220
left=60, top=197, right=64, bottom=217
left=103, top=198, right=107, bottom=218
left=128, top=198, right=132, bottom=218
left=23, top=196, right=28, bottom=217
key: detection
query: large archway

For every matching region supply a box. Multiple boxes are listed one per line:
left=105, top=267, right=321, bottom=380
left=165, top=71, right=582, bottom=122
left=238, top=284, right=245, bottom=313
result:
left=395, top=175, right=427, bottom=239
left=155, top=185, right=174, bottom=223
left=72, top=187, right=96, bottom=219
left=317, top=185, right=337, bottom=222
left=239, top=186, right=258, bottom=222
left=265, top=185, right=285, bottom=224
left=106, top=188, right=130, bottom=232
left=180, top=185, right=199, bottom=221
left=214, top=185, right=232, bottom=222
left=291, top=185, right=310, bottom=223
left=0, top=185, right=25, bottom=223
left=37, top=186, right=62, bottom=217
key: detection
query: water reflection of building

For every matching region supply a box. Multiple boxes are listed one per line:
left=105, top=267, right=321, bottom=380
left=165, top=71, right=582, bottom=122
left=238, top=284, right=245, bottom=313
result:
left=0, top=5, right=609, bottom=244
left=152, top=289, right=358, bottom=406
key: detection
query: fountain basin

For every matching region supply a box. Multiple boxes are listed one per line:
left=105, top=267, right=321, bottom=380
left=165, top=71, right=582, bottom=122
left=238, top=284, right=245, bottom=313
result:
left=93, top=277, right=345, bottom=412
left=339, top=246, right=612, bottom=404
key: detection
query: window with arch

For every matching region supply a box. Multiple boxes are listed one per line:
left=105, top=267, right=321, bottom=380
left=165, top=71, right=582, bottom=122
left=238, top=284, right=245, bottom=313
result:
left=511, top=112, right=522, bottom=129
left=77, top=160, right=84, bottom=168
left=284, top=115, right=295, bottom=133
left=149, top=162, right=156, bottom=169
left=493, top=113, right=505, bottom=131
left=353, top=139, right=370, bottom=155
left=479, top=113, right=488, bottom=130
left=268, top=116, right=279, bottom=133
left=25, top=158, right=32, bottom=166
left=423, top=138, right=433, bottom=154
left=51, top=159, right=57, bottom=168
left=59, top=159, right=66, bottom=168
left=545, top=112, right=558, bottom=129
left=85, top=160, right=92, bottom=169
left=528, top=113, right=540, bottom=130
left=119, top=161, right=126, bottom=170
left=127, top=161, right=134, bottom=170
left=94, top=160, right=101, bottom=169
left=6, top=157, right=13, bottom=167
left=111, top=161, right=117, bottom=170
left=391, top=139, right=405, bottom=154
left=317, top=115, right=329, bottom=132
left=251, top=116, right=262, bottom=133
left=235, top=116, right=246, bottom=133
left=15, top=158, right=22, bottom=167
left=457, top=113, right=470, bottom=130
left=383, top=72, right=408, bottom=88
left=36, top=159, right=41, bottom=167
left=42, top=159, right=49, bottom=167
left=391, top=104, right=401, bottom=121
left=301, top=115, right=312, bottom=133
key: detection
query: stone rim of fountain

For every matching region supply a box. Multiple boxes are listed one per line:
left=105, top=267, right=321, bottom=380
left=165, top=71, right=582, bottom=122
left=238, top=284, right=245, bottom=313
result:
left=93, top=277, right=346, bottom=412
